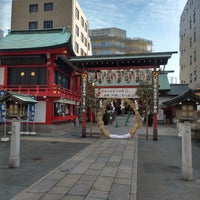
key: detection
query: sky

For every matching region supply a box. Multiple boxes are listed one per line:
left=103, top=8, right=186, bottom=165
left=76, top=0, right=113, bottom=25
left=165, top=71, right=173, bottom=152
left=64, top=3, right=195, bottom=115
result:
left=0, top=0, right=188, bottom=82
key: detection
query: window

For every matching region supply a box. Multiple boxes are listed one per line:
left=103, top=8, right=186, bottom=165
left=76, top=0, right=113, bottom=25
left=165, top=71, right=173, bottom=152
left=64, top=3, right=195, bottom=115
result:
left=101, top=42, right=106, bottom=48
left=81, top=17, right=84, bottom=27
left=85, top=23, right=88, bottom=32
left=190, top=55, right=192, bottom=65
left=190, top=37, right=192, bottom=47
left=84, top=38, right=87, bottom=47
left=44, top=20, right=53, bottom=28
left=44, top=3, right=53, bottom=11
left=190, top=73, right=192, bottom=83
left=75, top=25, right=79, bottom=36
left=193, top=11, right=196, bottom=23
left=194, top=50, right=196, bottom=62
left=81, top=48, right=84, bottom=56
left=75, top=7, right=79, bottom=19
left=194, top=31, right=196, bottom=43
left=75, top=42, right=79, bottom=53
left=189, top=19, right=192, bottom=30
left=29, top=21, right=38, bottom=29
left=194, top=70, right=197, bottom=81
left=29, top=4, right=38, bottom=12
left=81, top=33, right=84, bottom=42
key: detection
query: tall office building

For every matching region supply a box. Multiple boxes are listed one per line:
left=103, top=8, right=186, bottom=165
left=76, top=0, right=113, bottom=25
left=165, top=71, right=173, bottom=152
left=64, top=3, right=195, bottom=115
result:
left=180, top=0, right=200, bottom=89
left=11, top=0, right=92, bottom=56
left=0, top=30, right=3, bottom=39
left=89, top=27, right=153, bottom=55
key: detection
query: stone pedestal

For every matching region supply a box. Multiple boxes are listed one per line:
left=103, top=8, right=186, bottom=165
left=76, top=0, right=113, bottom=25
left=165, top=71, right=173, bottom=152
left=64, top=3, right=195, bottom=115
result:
left=181, top=122, right=193, bottom=181
left=9, top=120, right=20, bottom=168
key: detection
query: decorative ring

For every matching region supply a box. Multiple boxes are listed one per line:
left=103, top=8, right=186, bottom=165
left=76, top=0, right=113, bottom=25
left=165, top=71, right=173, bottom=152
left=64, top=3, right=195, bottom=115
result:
left=97, top=98, right=142, bottom=139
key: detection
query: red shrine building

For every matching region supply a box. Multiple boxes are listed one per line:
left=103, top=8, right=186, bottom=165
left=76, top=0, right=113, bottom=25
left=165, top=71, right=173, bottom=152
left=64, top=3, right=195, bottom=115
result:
left=0, top=28, right=82, bottom=124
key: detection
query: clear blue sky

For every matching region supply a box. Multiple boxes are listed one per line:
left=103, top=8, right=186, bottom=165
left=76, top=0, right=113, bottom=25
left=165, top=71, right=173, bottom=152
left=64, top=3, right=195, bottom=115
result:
left=1, top=0, right=188, bottom=82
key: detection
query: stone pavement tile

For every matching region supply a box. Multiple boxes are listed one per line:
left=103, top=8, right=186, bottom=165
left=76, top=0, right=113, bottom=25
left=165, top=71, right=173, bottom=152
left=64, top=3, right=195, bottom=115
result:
left=105, top=160, right=119, bottom=167
left=90, top=163, right=106, bottom=170
left=109, top=155, right=122, bottom=163
left=92, top=176, right=114, bottom=192
left=47, top=170, right=67, bottom=181
left=70, top=162, right=91, bottom=174
left=40, top=193, right=65, bottom=200
left=11, top=192, right=43, bottom=200
left=100, top=166, right=118, bottom=177
left=57, top=174, right=81, bottom=188
left=120, top=158, right=134, bottom=167
left=80, top=174, right=98, bottom=181
left=114, top=177, right=131, bottom=185
left=48, top=186, right=70, bottom=195
left=85, top=169, right=101, bottom=176
left=86, top=190, right=109, bottom=200
left=27, top=179, right=57, bottom=194
left=59, top=161, right=82, bottom=174
left=108, top=183, right=130, bottom=200
left=62, top=195, right=85, bottom=200
left=116, top=166, right=133, bottom=179
left=68, top=179, right=95, bottom=196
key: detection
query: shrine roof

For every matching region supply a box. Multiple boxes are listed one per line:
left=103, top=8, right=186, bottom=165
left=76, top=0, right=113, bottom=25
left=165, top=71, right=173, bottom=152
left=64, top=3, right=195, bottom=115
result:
left=167, top=84, right=189, bottom=96
left=163, top=89, right=200, bottom=106
left=69, top=51, right=177, bottom=69
left=0, top=91, right=37, bottom=104
left=0, top=28, right=71, bottom=52
left=158, top=71, right=171, bottom=90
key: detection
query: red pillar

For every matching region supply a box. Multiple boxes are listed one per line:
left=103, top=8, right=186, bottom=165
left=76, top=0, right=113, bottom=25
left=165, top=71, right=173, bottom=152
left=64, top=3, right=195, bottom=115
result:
left=153, top=113, right=158, bottom=140
left=4, top=66, right=8, bottom=87
left=152, top=68, right=158, bottom=140
left=46, top=99, right=53, bottom=124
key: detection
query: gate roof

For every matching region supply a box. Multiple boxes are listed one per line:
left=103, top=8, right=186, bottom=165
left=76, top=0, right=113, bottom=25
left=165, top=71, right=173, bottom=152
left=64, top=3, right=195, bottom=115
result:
left=69, top=51, right=177, bottom=70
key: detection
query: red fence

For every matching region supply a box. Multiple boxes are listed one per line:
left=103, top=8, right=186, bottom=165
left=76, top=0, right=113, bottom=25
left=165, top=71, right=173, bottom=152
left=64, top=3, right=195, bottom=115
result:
left=0, top=85, right=81, bottom=101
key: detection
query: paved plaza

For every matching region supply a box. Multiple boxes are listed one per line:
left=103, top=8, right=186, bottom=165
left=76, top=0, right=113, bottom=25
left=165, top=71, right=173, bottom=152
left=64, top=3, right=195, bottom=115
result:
left=0, top=115, right=200, bottom=200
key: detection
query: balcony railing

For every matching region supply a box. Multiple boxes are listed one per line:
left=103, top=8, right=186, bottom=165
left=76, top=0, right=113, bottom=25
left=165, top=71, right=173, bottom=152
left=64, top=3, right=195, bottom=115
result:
left=0, top=85, right=81, bottom=102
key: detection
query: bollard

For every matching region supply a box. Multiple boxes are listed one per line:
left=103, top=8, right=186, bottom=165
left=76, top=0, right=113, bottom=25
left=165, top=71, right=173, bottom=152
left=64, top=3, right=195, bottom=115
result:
left=9, top=119, right=21, bottom=168
left=181, top=122, right=193, bottom=181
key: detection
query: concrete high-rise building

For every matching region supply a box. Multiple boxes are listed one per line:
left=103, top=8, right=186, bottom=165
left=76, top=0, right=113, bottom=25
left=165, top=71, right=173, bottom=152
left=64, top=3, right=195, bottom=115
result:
left=0, top=30, right=3, bottom=39
left=180, top=0, right=200, bottom=89
left=11, top=0, right=92, bottom=56
left=89, top=27, right=153, bottom=55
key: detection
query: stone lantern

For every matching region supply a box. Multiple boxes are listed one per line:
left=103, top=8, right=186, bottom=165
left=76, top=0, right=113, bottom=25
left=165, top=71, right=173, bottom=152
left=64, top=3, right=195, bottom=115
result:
left=0, top=91, right=37, bottom=168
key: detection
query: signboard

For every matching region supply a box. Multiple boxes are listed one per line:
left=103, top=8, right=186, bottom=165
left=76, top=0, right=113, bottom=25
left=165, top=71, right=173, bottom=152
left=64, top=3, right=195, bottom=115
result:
left=0, top=90, right=6, bottom=122
left=95, top=88, right=137, bottom=98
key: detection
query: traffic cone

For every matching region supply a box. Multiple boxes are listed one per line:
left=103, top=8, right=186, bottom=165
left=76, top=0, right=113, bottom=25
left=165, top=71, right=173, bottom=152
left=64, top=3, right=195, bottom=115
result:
left=115, top=120, right=119, bottom=127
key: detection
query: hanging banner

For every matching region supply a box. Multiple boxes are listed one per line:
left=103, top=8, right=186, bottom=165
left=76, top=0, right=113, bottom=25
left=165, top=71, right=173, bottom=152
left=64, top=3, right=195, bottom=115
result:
left=29, top=96, right=36, bottom=121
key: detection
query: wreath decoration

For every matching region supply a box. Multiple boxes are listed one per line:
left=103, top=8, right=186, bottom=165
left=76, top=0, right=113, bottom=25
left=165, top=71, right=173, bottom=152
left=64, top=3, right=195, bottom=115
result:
left=97, top=98, right=142, bottom=139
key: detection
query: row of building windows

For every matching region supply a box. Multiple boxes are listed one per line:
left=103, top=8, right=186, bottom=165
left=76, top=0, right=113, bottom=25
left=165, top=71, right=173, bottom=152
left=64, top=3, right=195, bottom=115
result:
left=92, top=42, right=126, bottom=49
left=75, top=25, right=88, bottom=46
left=75, top=42, right=88, bottom=56
left=190, top=70, right=197, bottom=83
left=75, top=42, right=84, bottom=56
left=29, top=3, right=53, bottom=12
left=75, top=7, right=88, bottom=33
left=29, top=20, right=53, bottom=29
